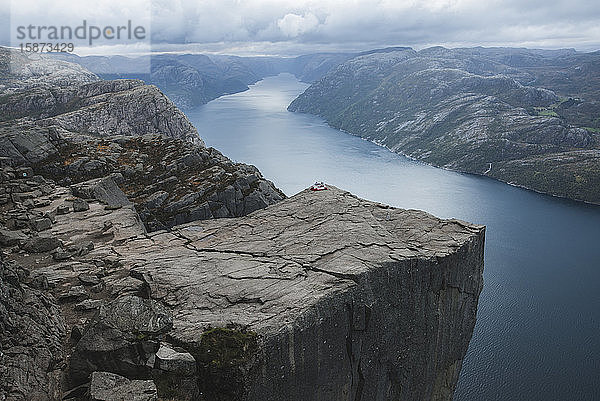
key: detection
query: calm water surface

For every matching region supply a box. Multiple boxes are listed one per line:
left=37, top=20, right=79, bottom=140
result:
left=186, top=73, right=600, bottom=401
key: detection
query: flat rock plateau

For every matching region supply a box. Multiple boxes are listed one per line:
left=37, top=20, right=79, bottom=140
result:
left=0, top=48, right=485, bottom=401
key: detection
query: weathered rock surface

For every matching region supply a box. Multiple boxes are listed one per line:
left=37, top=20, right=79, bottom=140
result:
left=0, top=47, right=98, bottom=94
left=37, top=134, right=285, bottom=231
left=70, top=295, right=173, bottom=383
left=87, top=371, right=157, bottom=401
left=154, top=343, right=197, bottom=375
left=116, top=186, right=485, bottom=401
left=1, top=47, right=202, bottom=145
left=0, top=258, right=66, bottom=401
left=0, top=48, right=484, bottom=401
left=0, top=164, right=484, bottom=401
left=34, top=80, right=203, bottom=145
left=71, top=177, right=132, bottom=209
left=1, top=49, right=284, bottom=231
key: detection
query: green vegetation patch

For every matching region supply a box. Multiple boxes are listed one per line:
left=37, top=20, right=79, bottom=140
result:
left=535, top=109, right=559, bottom=117
left=196, top=326, right=258, bottom=369
left=583, top=127, right=600, bottom=133
left=185, top=326, right=260, bottom=401
left=532, top=97, right=569, bottom=118
left=491, top=154, right=600, bottom=204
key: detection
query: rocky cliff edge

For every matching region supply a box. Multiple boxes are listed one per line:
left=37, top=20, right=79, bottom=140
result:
left=1, top=168, right=484, bottom=401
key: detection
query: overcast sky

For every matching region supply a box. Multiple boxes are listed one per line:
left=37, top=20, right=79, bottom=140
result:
left=1, top=0, right=599, bottom=56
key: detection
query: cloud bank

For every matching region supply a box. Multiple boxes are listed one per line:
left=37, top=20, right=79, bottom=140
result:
left=1, top=0, right=599, bottom=56
left=148, top=0, right=600, bottom=54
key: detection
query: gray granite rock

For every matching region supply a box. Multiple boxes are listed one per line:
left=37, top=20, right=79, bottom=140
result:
left=78, top=273, right=101, bottom=286
left=71, top=177, right=131, bottom=209
left=55, top=204, right=71, bottom=215
left=0, top=170, right=484, bottom=401
left=22, top=234, right=62, bottom=253
left=154, top=343, right=196, bottom=375
left=73, top=198, right=90, bottom=212
left=88, top=371, right=157, bottom=401
left=0, top=259, right=66, bottom=401
left=58, top=285, right=88, bottom=303
left=0, top=47, right=98, bottom=94
left=0, top=50, right=485, bottom=401
left=40, top=135, right=285, bottom=232
left=1, top=48, right=201, bottom=146
left=74, top=299, right=104, bottom=311
left=111, top=185, right=485, bottom=401
left=69, top=296, right=173, bottom=384
left=30, top=217, right=52, bottom=231
left=0, top=229, right=27, bottom=247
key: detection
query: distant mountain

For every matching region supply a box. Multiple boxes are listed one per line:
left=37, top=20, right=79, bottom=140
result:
left=289, top=46, right=600, bottom=204
left=54, top=52, right=353, bottom=109
left=0, top=49, right=98, bottom=93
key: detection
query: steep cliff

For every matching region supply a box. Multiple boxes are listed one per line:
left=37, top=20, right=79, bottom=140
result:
left=0, top=166, right=484, bottom=400
left=288, top=47, right=600, bottom=204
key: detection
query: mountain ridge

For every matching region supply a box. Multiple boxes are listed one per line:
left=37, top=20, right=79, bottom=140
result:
left=288, top=46, right=600, bottom=204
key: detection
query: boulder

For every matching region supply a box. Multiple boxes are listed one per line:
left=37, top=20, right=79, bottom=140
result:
left=30, top=217, right=52, bottom=231
left=0, top=229, right=27, bottom=247
left=144, top=191, right=168, bottom=209
left=78, top=273, right=101, bottom=286
left=154, top=343, right=196, bottom=375
left=88, top=371, right=157, bottom=401
left=58, top=285, right=88, bottom=303
left=75, top=299, right=104, bottom=311
left=56, top=204, right=71, bottom=215
left=53, top=247, right=73, bottom=261
left=71, top=177, right=130, bottom=209
left=69, top=296, right=173, bottom=384
left=73, top=198, right=90, bottom=212
left=22, top=234, right=62, bottom=253
left=150, top=343, right=199, bottom=400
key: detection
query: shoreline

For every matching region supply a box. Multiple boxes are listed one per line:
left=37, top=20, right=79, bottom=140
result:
left=309, top=113, right=600, bottom=208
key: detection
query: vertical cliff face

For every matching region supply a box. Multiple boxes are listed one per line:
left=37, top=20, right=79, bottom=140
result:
left=0, top=165, right=483, bottom=401
left=234, top=190, right=484, bottom=401
left=251, top=230, right=484, bottom=401
left=105, top=186, right=484, bottom=401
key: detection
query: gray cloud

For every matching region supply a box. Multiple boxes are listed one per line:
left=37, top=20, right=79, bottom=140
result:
left=2, top=0, right=599, bottom=55
left=149, top=0, right=600, bottom=54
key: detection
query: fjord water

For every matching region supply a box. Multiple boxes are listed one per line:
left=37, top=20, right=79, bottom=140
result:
left=186, top=73, right=600, bottom=401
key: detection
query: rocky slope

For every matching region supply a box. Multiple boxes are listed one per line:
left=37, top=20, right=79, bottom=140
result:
left=34, top=133, right=285, bottom=232
left=0, top=164, right=485, bottom=400
left=0, top=51, right=202, bottom=145
left=0, top=48, right=98, bottom=94
left=288, top=47, right=600, bottom=204
left=0, top=48, right=284, bottom=230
